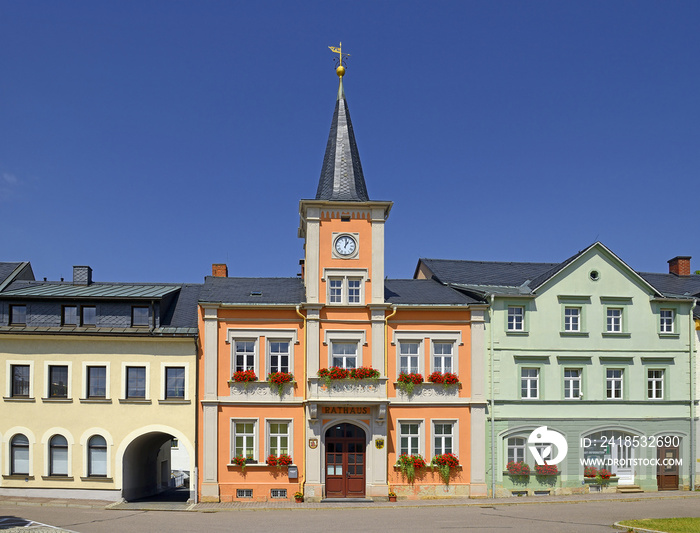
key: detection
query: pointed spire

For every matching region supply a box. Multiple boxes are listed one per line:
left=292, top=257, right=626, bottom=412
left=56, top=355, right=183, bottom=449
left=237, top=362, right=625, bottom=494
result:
left=315, top=57, right=369, bottom=202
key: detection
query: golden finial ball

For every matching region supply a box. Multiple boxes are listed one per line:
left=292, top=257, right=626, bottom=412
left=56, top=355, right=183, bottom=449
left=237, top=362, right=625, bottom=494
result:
left=336, top=65, right=345, bottom=78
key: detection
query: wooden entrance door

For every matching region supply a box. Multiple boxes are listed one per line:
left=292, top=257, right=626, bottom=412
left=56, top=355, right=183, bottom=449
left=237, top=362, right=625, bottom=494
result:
left=657, top=441, right=680, bottom=491
left=325, top=423, right=366, bottom=498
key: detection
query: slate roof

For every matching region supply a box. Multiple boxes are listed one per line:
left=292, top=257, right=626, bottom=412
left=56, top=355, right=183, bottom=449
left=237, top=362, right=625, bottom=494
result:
left=420, top=247, right=699, bottom=302
left=315, top=76, right=370, bottom=202
left=0, top=280, right=180, bottom=299
left=162, top=283, right=202, bottom=328
left=419, top=258, right=557, bottom=288
left=638, top=272, right=700, bottom=298
left=384, top=279, right=479, bottom=305
left=199, top=277, right=306, bottom=305
left=0, top=262, right=23, bottom=284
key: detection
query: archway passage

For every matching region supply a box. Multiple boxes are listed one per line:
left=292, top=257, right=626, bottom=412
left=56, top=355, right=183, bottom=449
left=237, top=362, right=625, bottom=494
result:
left=325, top=423, right=366, bottom=498
left=122, top=432, right=190, bottom=502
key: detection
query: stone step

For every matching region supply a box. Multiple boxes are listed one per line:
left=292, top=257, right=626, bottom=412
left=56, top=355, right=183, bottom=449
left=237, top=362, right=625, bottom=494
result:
left=617, top=485, right=644, bottom=493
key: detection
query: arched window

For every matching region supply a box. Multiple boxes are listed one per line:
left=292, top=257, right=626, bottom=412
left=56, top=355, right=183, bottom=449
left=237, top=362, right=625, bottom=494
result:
left=88, top=435, right=107, bottom=477
left=49, top=435, right=68, bottom=476
left=11, top=434, right=29, bottom=475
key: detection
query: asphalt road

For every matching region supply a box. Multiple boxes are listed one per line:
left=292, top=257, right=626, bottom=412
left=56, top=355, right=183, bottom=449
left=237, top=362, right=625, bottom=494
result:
left=2, top=496, right=699, bottom=533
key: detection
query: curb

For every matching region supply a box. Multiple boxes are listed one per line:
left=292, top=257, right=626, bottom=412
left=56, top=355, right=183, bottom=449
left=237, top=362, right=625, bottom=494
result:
left=612, top=521, right=667, bottom=533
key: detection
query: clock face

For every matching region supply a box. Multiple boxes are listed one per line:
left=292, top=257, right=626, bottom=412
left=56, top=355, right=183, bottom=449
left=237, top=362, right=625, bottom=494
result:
left=334, top=235, right=357, bottom=256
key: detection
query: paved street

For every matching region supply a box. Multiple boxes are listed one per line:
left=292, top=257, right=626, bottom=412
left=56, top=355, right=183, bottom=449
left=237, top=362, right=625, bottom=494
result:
left=1, top=492, right=699, bottom=532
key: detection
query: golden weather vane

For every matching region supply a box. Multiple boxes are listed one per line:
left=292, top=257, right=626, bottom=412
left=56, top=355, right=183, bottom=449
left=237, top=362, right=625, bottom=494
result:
left=328, top=42, right=350, bottom=77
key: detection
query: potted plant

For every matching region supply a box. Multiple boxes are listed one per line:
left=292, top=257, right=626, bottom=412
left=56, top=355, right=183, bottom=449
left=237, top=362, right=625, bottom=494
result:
left=431, top=453, right=460, bottom=484
left=229, top=369, right=257, bottom=389
left=317, top=366, right=349, bottom=387
left=267, top=371, right=294, bottom=396
left=534, top=464, right=558, bottom=476
left=397, top=372, right=423, bottom=395
left=294, top=491, right=304, bottom=503
left=584, top=466, right=598, bottom=478
left=596, top=468, right=612, bottom=487
left=506, top=461, right=530, bottom=477
left=396, top=453, right=426, bottom=483
left=388, top=490, right=397, bottom=502
left=427, top=371, right=460, bottom=387
left=349, top=366, right=380, bottom=379
left=231, top=455, right=248, bottom=472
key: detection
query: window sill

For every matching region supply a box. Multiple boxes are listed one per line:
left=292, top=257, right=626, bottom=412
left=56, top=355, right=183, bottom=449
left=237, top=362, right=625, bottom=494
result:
left=505, top=331, right=528, bottom=336
left=559, top=332, right=589, bottom=337
left=601, top=333, right=631, bottom=338
left=80, top=476, right=113, bottom=482
left=2, top=397, right=35, bottom=402
left=118, top=399, right=152, bottom=404
left=158, top=399, right=191, bottom=404
left=2, top=475, right=34, bottom=480
left=227, top=462, right=296, bottom=469
left=658, top=333, right=680, bottom=338
left=42, top=398, right=73, bottom=403
left=42, top=476, right=74, bottom=481
left=79, top=398, right=112, bottom=404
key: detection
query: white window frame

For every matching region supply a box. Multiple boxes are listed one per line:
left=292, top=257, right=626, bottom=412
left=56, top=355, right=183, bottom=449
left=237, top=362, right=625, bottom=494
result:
left=431, top=341, right=454, bottom=374
left=398, top=420, right=424, bottom=456
left=506, top=436, right=526, bottom=464
left=507, top=306, right=525, bottom=332
left=267, top=339, right=293, bottom=374
left=606, top=368, right=623, bottom=399
left=266, top=419, right=293, bottom=459
left=432, top=420, right=457, bottom=457
left=398, top=340, right=421, bottom=374
left=40, top=429, right=74, bottom=478
left=659, top=309, right=674, bottom=334
left=120, top=362, right=150, bottom=400
left=79, top=429, right=112, bottom=479
left=82, top=362, right=110, bottom=400
left=564, top=307, right=581, bottom=332
left=160, top=363, right=189, bottom=401
left=44, top=361, right=72, bottom=400
left=647, top=369, right=664, bottom=400
left=322, top=268, right=368, bottom=306
left=520, top=367, right=539, bottom=399
left=606, top=308, right=623, bottom=333
left=324, top=330, right=366, bottom=369
left=232, top=419, right=258, bottom=463
left=563, top=368, right=581, bottom=399
left=227, top=329, right=299, bottom=378
left=233, top=339, right=257, bottom=373
left=6, top=360, right=34, bottom=399
left=392, top=331, right=462, bottom=378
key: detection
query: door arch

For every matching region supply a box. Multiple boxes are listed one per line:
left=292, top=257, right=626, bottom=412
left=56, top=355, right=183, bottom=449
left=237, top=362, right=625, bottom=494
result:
left=325, top=423, right=366, bottom=498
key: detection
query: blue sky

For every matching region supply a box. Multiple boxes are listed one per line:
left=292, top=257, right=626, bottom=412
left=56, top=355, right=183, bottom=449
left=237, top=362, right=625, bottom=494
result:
left=1, top=1, right=698, bottom=283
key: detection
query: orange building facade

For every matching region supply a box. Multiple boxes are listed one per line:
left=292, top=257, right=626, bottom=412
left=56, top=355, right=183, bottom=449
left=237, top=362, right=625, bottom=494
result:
left=197, top=67, right=487, bottom=502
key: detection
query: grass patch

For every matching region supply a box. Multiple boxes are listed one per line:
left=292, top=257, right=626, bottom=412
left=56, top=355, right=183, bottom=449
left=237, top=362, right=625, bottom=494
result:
left=618, top=517, right=700, bottom=533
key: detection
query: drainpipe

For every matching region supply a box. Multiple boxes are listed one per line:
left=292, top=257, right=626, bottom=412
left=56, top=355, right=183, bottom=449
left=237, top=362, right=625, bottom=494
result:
left=489, top=294, right=496, bottom=498
left=384, top=305, right=398, bottom=490
left=690, top=299, right=697, bottom=491
left=384, top=306, right=398, bottom=378
left=295, top=305, right=307, bottom=496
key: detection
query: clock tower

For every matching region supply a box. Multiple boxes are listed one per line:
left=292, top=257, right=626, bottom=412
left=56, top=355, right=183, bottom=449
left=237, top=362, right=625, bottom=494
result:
left=298, top=63, right=392, bottom=310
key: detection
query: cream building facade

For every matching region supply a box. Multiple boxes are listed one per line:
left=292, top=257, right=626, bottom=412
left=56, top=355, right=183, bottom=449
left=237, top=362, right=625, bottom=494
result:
left=0, top=263, right=199, bottom=501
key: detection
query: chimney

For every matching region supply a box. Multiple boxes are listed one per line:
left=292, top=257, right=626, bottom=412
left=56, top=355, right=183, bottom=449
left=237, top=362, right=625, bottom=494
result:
left=668, top=256, right=691, bottom=276
left=299, top=259, right=305, bottom=279
left=73, top=266, right=93, bottom=286
left=212, top=263, right=228, bottom=277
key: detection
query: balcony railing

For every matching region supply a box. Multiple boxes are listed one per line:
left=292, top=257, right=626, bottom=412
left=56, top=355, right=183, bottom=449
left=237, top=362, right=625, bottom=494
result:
left=307, top=377, right=387, bottom=400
